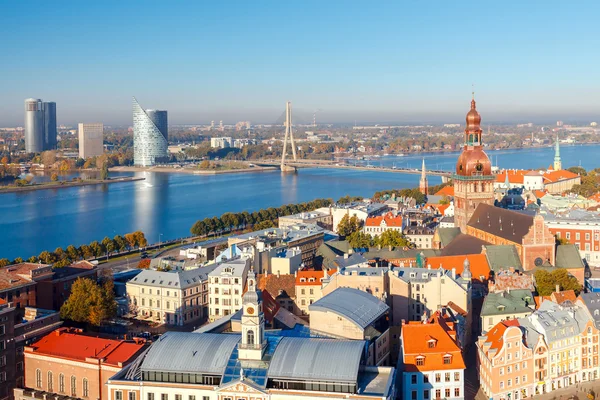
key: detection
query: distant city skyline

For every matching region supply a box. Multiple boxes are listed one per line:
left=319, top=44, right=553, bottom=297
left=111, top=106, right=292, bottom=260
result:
left=2, top=1, right=600, bottom=126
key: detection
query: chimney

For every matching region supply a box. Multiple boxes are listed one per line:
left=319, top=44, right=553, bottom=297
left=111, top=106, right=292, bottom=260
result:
left=388, top=245, right=393, bottom=251
left=323, top=269, right=328, bottom=279
left=556, top=284, right=560, bottom=293
left=277, top=270, right=280, bottom=278
left=344, top=253, right=349, bottom=259
left=451, top=268, right=456, bottom=279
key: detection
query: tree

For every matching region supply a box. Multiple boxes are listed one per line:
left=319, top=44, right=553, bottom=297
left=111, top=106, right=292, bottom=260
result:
left=102, top=237, right=116, bottom=255
left=373, top=229, right=412, bottom=248
left=113, top=235, right=127, bottom=252
left=12, top=257, right=24, bottom=264
left=38, top=250, right=55, bottom=264
left=567, top=166, right=587, bottom=176
left=100, top=161, right=109, bottom=180
left=89, top=241, right=104, bottom=257
left=199, top=160, right=210, bottom=169
left=66, top=245, right=80, bottom=260
left=137, top=259, right=151, bottom=269
left=60, top=278, right=117, bottom=326
left=534, top=269, right=582, bottom=296
left=50, top=173, right=59, bottom=182
left=0, top=258, right=10, bottom=267
left=348, top=231, right=373, bottom=249
left=124, top=233, right=137, bottom=249
left=254, top=220, right=275, bottom=230
left=337, top=214, right=362, bottom=237
left=134, top=231, right=147, bottom=247
left=41, top=150, right=57, bottom=167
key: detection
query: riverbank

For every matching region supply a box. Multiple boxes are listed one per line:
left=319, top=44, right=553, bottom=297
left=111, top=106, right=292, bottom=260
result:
left=111, top=165, right=277, bottom=175
left=0, top=176, right=145, bottom=193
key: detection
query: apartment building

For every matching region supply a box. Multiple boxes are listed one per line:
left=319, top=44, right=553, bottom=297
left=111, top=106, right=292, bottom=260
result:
left=404, top=226, right=434, bottom=249
left=295, top=269, right=336, bottom=315
left=545, top=209, right=600, bottom=266
left=401, top=316, right=466, bottom=400
left=207, top=257, right=250, bottom=321
left=363, top=212, right=404, bottom=236
left=126, top=265, right=216, bottom=326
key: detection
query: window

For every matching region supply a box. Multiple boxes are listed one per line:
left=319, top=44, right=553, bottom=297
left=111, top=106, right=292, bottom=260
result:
left=115, top=393, right=124, bottom=400
left=411, top=391, right=417, bottom=400
left=247, top=330, right=255, bottom=345
left=71, top=375, right=77, bottom=396
left=566, top=232, right=571, bottom=240
left=48, top=371, right=53, bottom=392
left=455, top=388, right=460, bottom=397
left=416, top=357, right=424, bottom=366
left=161, top=394, right=168, bottom=400
left=508, top=378, right=512, bottom=387
left=189, top=396, right=195, bottom=400
left=148, top=394, right=155, bottom=400
left=445, top=388, right=451, bottom=398
left=36, top=369, right=42, bottom=388
left=83, top=378, right=89, bottom=397
left=423, top=390, right=429, bottom=399
left=577, top=232, right=581, bottom=240
left=175, top=395, right=181, bottom=400
left=59, top=374, right=65, bottom=393
left=443, top=355, right=451, bottom=364
left=129, top=393, right=136, bottom=400
left=435, top=373, right=441, bottom=382
left=454, top=372, right=460, bottom=381
left=435, top=389, right=441, bottom=399
left=411, top=375, right=417, bottom=384
left=445, top=372, right=450, bottom=382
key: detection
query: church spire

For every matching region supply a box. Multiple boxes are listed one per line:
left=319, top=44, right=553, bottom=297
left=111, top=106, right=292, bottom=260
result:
left=553, top=134, right=562, bottom=171
left=419, top=158, right=428, bottom=195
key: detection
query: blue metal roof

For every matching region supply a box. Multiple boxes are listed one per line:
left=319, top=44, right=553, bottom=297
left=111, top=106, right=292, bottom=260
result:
left=141, top=332, right=240, bottom=375
left=309, top=287, right=389, bottom=329
left=268, top=337, right=365, bottom=383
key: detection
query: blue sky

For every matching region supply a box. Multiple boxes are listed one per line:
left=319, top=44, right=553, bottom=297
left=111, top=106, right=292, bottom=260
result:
left=1, top=1, right=599, bottom=125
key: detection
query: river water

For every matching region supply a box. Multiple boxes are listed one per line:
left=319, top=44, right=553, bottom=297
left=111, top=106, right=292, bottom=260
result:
left=0, top=144, right=596, bottom=260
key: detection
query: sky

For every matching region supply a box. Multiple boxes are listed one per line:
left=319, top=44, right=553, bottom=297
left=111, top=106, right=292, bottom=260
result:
left=1, top=1, right=600, bottom=126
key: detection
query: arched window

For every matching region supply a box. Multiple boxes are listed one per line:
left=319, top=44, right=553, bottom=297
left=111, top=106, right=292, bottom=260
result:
left=48, top=371, right=53, bottom=392
left=71, top=375, right=76, bottom=396
left=83, top=378, right=89, bottom=397
left=35, top=369, right=42, bottom=388
left=247, top=330, right=255, bottom=345
left=59, top=374, right=65, bottom=393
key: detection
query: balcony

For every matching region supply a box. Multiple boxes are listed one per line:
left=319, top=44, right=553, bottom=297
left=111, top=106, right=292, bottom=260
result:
left=239, top=341, right=266, bottom=350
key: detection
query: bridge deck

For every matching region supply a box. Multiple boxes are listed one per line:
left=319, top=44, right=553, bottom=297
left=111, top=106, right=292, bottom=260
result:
left=256, top=161, right=451, bottom=177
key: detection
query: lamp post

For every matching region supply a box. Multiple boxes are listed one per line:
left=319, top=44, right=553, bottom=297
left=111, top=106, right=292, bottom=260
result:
left=159, top=233, right=163, bottom=249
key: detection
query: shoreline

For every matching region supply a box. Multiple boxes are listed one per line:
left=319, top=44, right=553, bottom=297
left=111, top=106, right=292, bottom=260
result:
left=0, top=176, right=145, bottom=194
left=111, top=165, right=278, bottom=175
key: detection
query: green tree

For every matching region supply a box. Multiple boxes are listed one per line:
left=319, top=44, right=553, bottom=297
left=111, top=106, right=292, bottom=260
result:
left=102, top=237, right=116, bottom=255
left=567, top=166, right=587, bottom=176
left=12, top=257, right=24, bottom=264
left=191, top=220, right=207, bottom=236
left=50, top=173, right=59, bottom=182
left=348, top=231, right=373, bottom=249
left=89, top=240, right=104, bottom=257
left=38, top=251, right=55, bottom=264
left=0, top=258, right=10, bottom=267
left=373, top=229, right=412, bottom=248
left=66, top=245, right=80, bottom=260
left=337, top=214, right=362, bottom=237
left=60, top=278, right=117, bottom=326
left=254, top=220, right=275, bottom=230
left=100, top=162, right=109, bottom=180
left=534, top=269, right=582, bottom=296
left=113, top=235, right=127, bottom=252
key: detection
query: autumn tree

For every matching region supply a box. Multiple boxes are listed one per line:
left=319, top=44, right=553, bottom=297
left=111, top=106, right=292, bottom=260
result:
left=60, top=278, right=117, bottom=326
left=347, top=231, right=373, bottom=249
left=534, top=268, right=582, bottom=296
left=337, top=214, right=362, bottom=237
left=373, top=230, right=412, bottom=248
left=51, top=173, right=59, bottom=182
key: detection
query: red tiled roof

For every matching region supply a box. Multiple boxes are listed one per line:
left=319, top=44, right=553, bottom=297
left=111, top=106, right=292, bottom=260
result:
left=435, top=186, right=454, bottom=197
left=402, top=317, right=465, bottom=372
left=534, top=190, right=547, bottom=199
left=543, top=170, right=579, bottom=183
left=259, top=289, right=280, bottom=323
left=364, top=212, right=403, bottom=227
left=589, top=193, right=600, bottom=202
left=257, top=273, right=296, bottom=299
left=28, top=328, right=145, bottom=367
left=295, top=269, right=336, bottom=286
left=482, top=320, right=521, bottom=355
left=0, top=263, right=53, bottom=291
left=495, top=170, right=528, bottom=184
left=551, top=290, right=577, bottom=305
left=425, top=254, right=491, bottom=281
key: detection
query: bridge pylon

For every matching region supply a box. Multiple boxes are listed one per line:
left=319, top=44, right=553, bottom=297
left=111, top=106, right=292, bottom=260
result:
left=280, top=101, right=297, bottom=172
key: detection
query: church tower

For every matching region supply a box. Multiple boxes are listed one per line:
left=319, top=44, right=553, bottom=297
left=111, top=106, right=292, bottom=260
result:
left=553, top=134, right=562, bottom=171
left=419, top=158, right=428, bottom=195
left=453, top=95, right=495, bottom=233
left=238, top=269, right=266, bottom=361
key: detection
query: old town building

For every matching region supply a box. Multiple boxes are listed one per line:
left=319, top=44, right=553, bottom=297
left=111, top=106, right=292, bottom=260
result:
left=545, top=209, right=600, bottom=267
left=401, top=315, right=466, bottom=400
left=362, top=212, right=405, bottom=236
left=208, top=257, right=251, bottom=321
left=294, top=269, right=335, bottom=316
left=453, top=96, right=495, bottom=233
left=17, top=328, right=145, bottom=400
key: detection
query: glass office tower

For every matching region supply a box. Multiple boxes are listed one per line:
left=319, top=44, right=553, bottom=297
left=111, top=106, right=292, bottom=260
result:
left=24, top=98, right=44, bottom=153
left=133, top=97, right=168, bottom=166
left=43, top=101, right=57, bottom=150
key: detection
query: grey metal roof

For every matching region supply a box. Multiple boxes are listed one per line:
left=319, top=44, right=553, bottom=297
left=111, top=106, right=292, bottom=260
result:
left=208, top=257, right=250, bottom=278
left=141, top=332, right=240, bottom=375
left=580, top=292, right=600, bottom=329
left=128, top=265, right=217, bottom=289
left=268, top=337, right=365, bottom=383
left=309, top=287, right=389, bottom=329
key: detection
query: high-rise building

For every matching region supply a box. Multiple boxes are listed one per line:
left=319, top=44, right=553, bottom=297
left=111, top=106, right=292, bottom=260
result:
left=43, top=101, right=57, bottom=150
left=132, top=97, right=168, bottom=166
left=453, top=95, right=495, bottom=232
left=24, top=98, right=57, bottom=153
left=78, top=123, right=104, bottom=159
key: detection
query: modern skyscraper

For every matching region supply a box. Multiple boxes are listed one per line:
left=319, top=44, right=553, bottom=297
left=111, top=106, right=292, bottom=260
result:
left=24, top=98, right=44, bottom=153
left=132, top=97, right=168, bottom=167
left=553, top=134, right=562, bottom=171
left=453, top=95, right=495, bottom=232
left=78, top=123, right=104, bottom=159
left=419, top=158, right=428, bottom=195
left=43, top=101, right=57, bottom=150
left=24, top=98, right=57, bottom=153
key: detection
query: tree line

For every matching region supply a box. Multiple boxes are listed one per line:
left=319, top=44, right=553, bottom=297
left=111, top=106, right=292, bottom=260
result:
left=0, top=231, right=148, bottom=268
left=190, top=199, right=333, bottom=237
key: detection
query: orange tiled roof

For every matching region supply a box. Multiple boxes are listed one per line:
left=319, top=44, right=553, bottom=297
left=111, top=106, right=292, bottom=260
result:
left=425, top=254, right=491, bottom=281
left=543, top=169, right=579, bottom=183
left=551, top=290, right=577, bottom=305
left=28, top=328, right=145, bottom=367
left=481, top=320, right=521, bottom=355
left=257, top=273, right=296, bottom=299
left=295, top=269, right=336, bottom=286
left=364, top=212, right=403, bottom=227
left=589, top=192, right=600, bottom=202
left=435, top=186, right=454, bottom=197
left=495, top=170, right=528, bottom=184
left=402, top=317, right=465, bottom=372
left=534, top=190, right=547, bottom=199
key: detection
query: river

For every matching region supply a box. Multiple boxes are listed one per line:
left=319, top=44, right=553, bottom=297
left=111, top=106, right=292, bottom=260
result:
left=0, top=143, right=596, bottom=260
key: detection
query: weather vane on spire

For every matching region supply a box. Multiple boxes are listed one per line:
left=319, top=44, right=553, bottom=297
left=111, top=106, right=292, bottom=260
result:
left=472, top=83, right=475, bottom=99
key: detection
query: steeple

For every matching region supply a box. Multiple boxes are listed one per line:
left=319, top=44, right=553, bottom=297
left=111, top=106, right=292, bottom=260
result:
left=504, top=171, right=510, bottom=189
left=239, top=268, right=266, bottom=361
left=553, top=134, right=562, bottom=171
left=462, top=258, right=472, bottom=280
left=419, top=158, right=428, bottom=195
